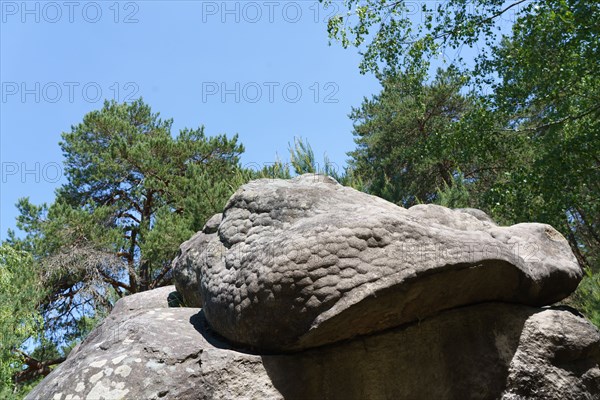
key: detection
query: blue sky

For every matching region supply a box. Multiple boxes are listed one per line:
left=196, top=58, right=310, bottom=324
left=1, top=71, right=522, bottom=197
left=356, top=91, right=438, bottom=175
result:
left=1, top=1, right=520, bottom=239
left=1, top=1, right=385, bottom=239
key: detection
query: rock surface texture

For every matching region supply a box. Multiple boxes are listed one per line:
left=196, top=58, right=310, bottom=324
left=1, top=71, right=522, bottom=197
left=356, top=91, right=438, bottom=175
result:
left=26, top=286, right=282, bottom=400
left=199, top=175, right=581, bottom=351
left=26, top=292, right=600, bottom=400
left=172, top=213, right=222, bottom=307
left=28, top=175, right=599, bottom=399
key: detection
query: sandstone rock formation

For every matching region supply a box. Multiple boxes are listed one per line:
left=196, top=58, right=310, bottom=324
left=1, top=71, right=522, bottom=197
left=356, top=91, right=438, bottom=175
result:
left=28, top=174, right=600, bottom=400
left=26, top=286, right=282, bottom=400
left=26, top=289, right=600, bottom=400
left=196, top=175, right=581, bottom=351
left=172, top=213, right=222, bottom=307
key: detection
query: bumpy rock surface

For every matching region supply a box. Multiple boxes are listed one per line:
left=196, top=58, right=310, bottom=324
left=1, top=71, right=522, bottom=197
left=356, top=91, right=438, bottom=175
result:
left=28, top=176, right=598, bottom=399
left=198, top=174, right=582, bottom=351
left=502, top=307, right=600, bottom=399
left=27, top=287, right=600, bottom=400
left=172, top=213, right=222, bottom=307
left=26, top=286, right=282, bottom=400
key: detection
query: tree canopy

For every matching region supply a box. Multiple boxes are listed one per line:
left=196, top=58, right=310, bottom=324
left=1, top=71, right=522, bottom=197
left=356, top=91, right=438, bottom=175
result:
left=5, top=99, right=249, bottom=388
left=348, top=67, right=475, bottom=205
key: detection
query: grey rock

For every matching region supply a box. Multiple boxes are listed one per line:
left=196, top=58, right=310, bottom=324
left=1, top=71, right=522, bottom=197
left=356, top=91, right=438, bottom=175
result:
left=198, top=174, right=582, bottom=351
left=264, top=304, right=600, bottom=400
left=172, top=213, right=222, bottom=307
left=26, top=290, right=280, bottom=400
left=501, top=306, right=600, bottom=399
left=27, top=287, right=600, bottom=400
left=26, top=176, right=596, bottom=399
left=203, top=213, right=223, bottom=234
left=455, top=207, right=498, bottom=224
left=111, top=285, right=175, bottom=314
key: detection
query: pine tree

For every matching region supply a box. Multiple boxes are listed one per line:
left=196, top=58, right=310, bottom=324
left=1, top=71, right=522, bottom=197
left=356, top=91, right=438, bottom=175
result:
left=8, top=99, right=247, bottom=384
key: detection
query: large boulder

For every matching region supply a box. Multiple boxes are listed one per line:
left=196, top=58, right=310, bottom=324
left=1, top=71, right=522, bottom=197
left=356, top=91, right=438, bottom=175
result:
left=172, top=213, right=222, bottom=307
left=502, top=306, right=600, bottom=399
left=27, top=175, right=598, bottom=399
left=26, top=287, right=600, bottom=400
left=198, top=174, right=582, bottom=351
left=26, top=285, right=282, bottom=400
left=27, top=286, right=277, bottom=400
left=264, top=304, right=600, bottom=400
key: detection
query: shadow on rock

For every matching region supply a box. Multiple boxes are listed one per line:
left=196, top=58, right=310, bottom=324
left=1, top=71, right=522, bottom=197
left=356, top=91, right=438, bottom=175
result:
left=261, top=303, right=535, bottom=400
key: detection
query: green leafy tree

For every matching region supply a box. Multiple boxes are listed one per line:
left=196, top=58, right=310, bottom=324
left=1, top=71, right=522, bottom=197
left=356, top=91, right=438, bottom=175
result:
left=8, top=99, right=248, bottom=384
left=483, top=1, right=600, bottom=317
left=322, top=0, right=528, bottom=75
left=0, top=244, right=47, bottom=398
left=348, top=67, right=482, bottom=206
left=572, top=269, right=600, bottom=327
left=484, top=0, right=600, bottom=271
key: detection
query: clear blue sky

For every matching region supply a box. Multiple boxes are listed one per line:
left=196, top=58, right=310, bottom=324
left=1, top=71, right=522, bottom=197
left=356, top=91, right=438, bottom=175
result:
left=1, top=1, right=384, bottom=239
left=1, top=1, right=517, bottom=240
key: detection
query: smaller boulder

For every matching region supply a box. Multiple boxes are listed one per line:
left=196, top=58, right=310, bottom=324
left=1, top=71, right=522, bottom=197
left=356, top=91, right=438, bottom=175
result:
left=111, top=285, right=175, bottom=314
left=502, top=306, right=600, bottom=399
left=172, top=213, right=222, bottom=307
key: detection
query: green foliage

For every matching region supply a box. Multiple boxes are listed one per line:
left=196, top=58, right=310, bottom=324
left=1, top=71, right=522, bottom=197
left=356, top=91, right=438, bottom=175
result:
left=250, top=159, right=292, bottom=181
left=8, top=99, right=248, bottom=386
left=0, top=244, right=44, bottom=398
left=348, top=67, right=477, bottom=206
left=572, top=269, right=600, bottom=328
left=289, top=137, right=317, bottom=175
left=55, top=99, right=246, bottom=278
left=434, top=172, right=470, bottom=209
left=322, top=0, right=522, bottom=75
left=34, top=99, right=244, bottom=294
left=288, top=137, right=365, bottom=190
left=484, top=0, right=600, bottom=274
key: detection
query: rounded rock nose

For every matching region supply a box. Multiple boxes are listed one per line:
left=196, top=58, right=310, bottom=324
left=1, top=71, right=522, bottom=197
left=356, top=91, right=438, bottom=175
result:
left=197, top=177, right=584, bottom=352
